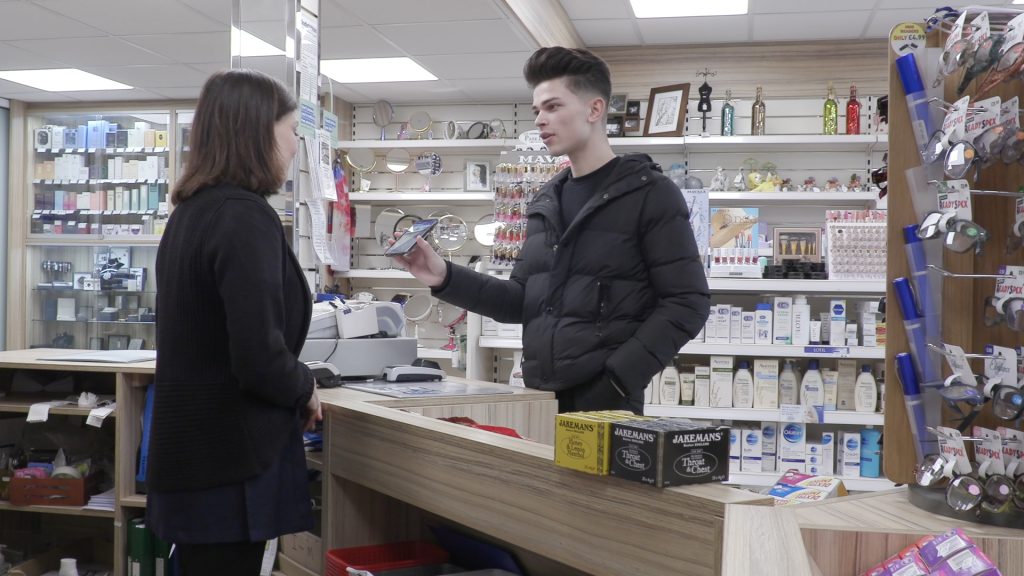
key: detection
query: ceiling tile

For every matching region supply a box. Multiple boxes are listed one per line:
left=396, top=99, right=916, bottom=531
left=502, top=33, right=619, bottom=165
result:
left=560, top=0, right=631, bottom=20
left=0, top=42, right=64, bottom=70
left=320, top=26, right=404, bottom=59
left=122, top=33, right=229, bottom=65
left=80, top=65, right=211, bottom=88
left=416, top=52, right=531, bottom=80
left=321, top=0, right=364, bottom=28
left=455, top=78, right=532, bottom=102
left=325, top=83, right=370, bottom=104
left=341, top=80, right=467, bottom=104
left=241, top=20, right=288, bottom=51
left=864, top=8, right=932, bottom=38
left=149, top=86, right=204, bottom=100
left=58, top=88, right=166, bottom=101
left=179, top=0, right=287, bottom=25
left=336, top=0, right=502, bottom=25
left=4, top=91, right=76, bottom=103
left=573, top=19, right=642, bottom=47
left=376, top=20, right=532, bottom=55
left=637, top=16, right=750, bottom=44
left=752, top=11, right=872, bottom=42
left=176, top=0, right=230, bottom=25
left=34, top=0, right=225, bottom=35
left=864, top=0, right=1004, bottom=8
left=0, top=1, right=107, bottom=41
left=189, top=62, right=230, bottom=76
left=8, top=37, right=172, bottom=66
left=750, top=0, right=852, bottom=14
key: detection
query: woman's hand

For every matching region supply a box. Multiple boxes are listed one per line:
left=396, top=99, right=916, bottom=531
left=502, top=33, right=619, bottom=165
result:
left=303, top=389, right=322, bottom=432
left=389, top=235, right=448, bottom=288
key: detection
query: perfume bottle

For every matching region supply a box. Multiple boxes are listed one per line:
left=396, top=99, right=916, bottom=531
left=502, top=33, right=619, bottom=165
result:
left=721, top=89, right=735, bottom=136
left=751, top=86, right=766, bottom=136
left=823, top=82, right=838, bottom=135
left=847, top=83, right=861, bottom=135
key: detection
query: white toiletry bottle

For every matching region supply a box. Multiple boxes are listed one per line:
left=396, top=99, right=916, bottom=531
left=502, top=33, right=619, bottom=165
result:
left=792, top=295, right=811, bottom=346
left=754, top=302, right=773, bottom=345
left=779, top=361, right=799, bottom=405
left=733, top=361, right=754, bottom=409
left=800, top=359, right=825, bottom=408
left=660, top=365, right=681, bottom=405
left=854, top=364, right=878, bottom=412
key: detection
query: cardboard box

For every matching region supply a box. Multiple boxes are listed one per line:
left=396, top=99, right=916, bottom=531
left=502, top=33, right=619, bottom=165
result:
left=610, top=419, right=729, bottom=487
left=554, top=411, right=651, bottom=475
left=694, top=366, right=711, bottom=407
left=779, top=422, right=806, bottom=473
left=741, top=427, right=763, bottom=472
left=709, top=356, right=734, bottom=408
left=761, top=422, right=778, bottom=473
left=280, top=531, right=322, bottom=575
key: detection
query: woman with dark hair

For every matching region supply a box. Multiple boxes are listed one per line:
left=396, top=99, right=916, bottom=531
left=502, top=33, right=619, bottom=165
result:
left=146, top=69, right=320, bottom=575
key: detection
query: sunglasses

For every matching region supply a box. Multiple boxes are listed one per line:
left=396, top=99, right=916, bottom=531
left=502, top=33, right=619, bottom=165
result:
left=1007, top=212, right=1024, bottom=253
left=918, top=211, right=990, bottom=255
left=958, top=33, right=1005, bottom=96
left=984, top=295, right=1024, bottom=331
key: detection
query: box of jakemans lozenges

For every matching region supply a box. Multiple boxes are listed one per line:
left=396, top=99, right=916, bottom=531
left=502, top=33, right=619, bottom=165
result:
left=610, top=418, right=730, bottom=487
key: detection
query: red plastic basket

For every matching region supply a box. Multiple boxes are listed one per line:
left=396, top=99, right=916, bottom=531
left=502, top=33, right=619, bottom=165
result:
left=326, top=541, right=449, bottom=576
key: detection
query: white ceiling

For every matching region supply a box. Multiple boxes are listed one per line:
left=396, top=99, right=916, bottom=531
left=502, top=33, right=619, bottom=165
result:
left=0, top=0, right=1019, bottom=104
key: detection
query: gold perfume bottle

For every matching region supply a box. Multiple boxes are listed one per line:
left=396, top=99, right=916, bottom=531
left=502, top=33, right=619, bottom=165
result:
left=751, top=85, right=766, bottom=136
left=823, top=82, right=838, bottom=135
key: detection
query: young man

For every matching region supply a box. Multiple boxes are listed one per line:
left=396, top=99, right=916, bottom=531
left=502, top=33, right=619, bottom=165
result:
left=392, top=47, right=710, bottom=413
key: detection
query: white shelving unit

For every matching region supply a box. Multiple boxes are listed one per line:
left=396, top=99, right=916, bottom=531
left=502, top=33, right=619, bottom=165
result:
left=478, top=338, right=884, bottom=360
left=708, top=191, right=879, bottom=207
left=418, top=347, right=455, bottom=360
left=642, top=405, right=884, bottom=426
left=725, top=471, right=895, bottom=491
left=349, top=192, right=494, bottom=204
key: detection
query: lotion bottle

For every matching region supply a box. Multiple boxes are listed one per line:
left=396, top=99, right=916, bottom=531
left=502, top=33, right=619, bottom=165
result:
left=854, top=364, right=878, bottom=412
left=800, top=359, right=825, bottom=408
left=779, top=361, right=799, bottom=405
left=733, top=361, right=754, bottom=409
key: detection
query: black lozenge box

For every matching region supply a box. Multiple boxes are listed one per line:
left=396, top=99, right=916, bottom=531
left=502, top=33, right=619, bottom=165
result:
left=610, top=418, right=730, bottom=487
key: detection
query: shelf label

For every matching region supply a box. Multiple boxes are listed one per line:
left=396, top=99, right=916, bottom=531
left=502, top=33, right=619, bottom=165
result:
left=803, top=346, right=850, bottom=357
left=780, top=404, right=802, bottom=423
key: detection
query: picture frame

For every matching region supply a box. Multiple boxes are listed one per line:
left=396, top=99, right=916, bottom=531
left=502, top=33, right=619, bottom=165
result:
left=73, top=273, right=93, bottom=290
left=465, top=161, right=490, bottom=191
left=108, top=334, right=130, bottom=351
left=89, top=336, right=105, bottom=350
left=644, top=83, right=690, bottom=137
left=605, top=116, right=624, bottom=138
left=623, top=117, right=642, bottom=135
left=773, top=227, right=822, bottom=263
left=128, top=338, right=145, bottom=350
left=608, top=93, right=627, bottom=115
left=626, top=100, right=642, bottom=117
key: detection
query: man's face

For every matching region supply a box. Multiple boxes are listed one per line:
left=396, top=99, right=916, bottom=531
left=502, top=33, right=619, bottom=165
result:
left=532, top=77, right=602, bottom=156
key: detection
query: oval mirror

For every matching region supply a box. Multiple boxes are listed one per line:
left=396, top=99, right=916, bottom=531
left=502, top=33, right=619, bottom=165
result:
left=409, top=111, right=432, bottom=137
left=488, top=118, right=506, bottom=139
left=394, top=213, right=422, bottom=234
left=385, top=149, right=411, bottom=173
left=373, top=207, right=405, bottom=248
left=403, top=293, right=434, bottom=323
left=433, top=214, right=469, bottom=253
left=345, top=148, right=376, bottom=173
left=473, top=214, right=501, bottom=246
left=443, top=120, right=459, bottom=140
left=465, top=122, right=488, bottom=140
left=416, top=152, right=443, bottom=176
left=372, top=100, right=394, bottom=140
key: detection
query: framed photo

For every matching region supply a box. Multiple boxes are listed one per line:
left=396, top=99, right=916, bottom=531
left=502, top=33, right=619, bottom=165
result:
left=626, top=100, right=642, bottom=117
left=608, top=93, right=627, bottom=115
left=89, top=336, right=105, bottom=350
left=773, top=227, right=822, bottom=263
left=73, top=273, right=93, bottom=290
left=108, top=334, right=130, bottom=351
left=465, top=161, right=490, bottom=191
left=623, top=117, right=642, bottom=134
left=605, top=116, right=624, bottom=138
left=644, top=83, right=690, bottom=137
left=128, top=338, right=145, bottom=350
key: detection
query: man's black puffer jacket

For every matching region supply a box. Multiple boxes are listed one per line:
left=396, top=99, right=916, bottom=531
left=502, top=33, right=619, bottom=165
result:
left=435, top=153, right=710, bottom=396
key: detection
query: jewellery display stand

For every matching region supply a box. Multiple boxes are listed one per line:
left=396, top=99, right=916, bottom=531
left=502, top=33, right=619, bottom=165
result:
left=886, top=13, right=1024, bottom=526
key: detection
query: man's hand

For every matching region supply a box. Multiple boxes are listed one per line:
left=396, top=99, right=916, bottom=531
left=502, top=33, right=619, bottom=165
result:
left=389, top=234, right=448, bottom=288
left=303, top=389, right=322, bottom=432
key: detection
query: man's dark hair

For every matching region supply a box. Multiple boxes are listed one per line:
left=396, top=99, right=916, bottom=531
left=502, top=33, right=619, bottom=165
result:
left=523, top=47, right=611, bottom=103
left=172, top=69, right=297, bottom=205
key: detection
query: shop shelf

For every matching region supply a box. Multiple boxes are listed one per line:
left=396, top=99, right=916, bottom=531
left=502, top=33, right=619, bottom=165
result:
left=680, top=343, right=885, bottom=359
left=708, top=191, right=880, bottom=207
left=349, top=192, right=494, bottom=203
left=478, top=337, right=523, bottom=349
left=26, top=235, right=162, bottom=246
left=32, top=179, right=168, bottom=185
left=0, top=396, right=117, bottom=418
left=725, top=471, right=896, bottom=491
left=338, top=139, right=518, bottom=152
left=642, top=405, right=884, bottom=426
left=35, top=147, right=170, bottom=154
left=121, top=494, right=147, bottom=508
left=0, top=500, right=115, bottom=518
left=417, top=347, right=455, bottom=360
left=708, top=278, right=885, bottom=294
left=335, top=269, right=415, bottom=280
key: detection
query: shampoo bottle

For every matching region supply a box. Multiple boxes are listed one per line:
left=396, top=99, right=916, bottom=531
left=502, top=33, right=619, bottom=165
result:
left=779, top=361, right=799, bottom=405
left=800, top=359, right=825, bottom=408
left=733, top=361, right=754, bottom=409
left=660, top=365, right=681, bottom=406
left=860, top=426, right=882, bottom=478
left=754, top=302, right=773, bottom=345
left=854, top=364, right=878, bottom=412
left=792, top=295, right=811, bottom=346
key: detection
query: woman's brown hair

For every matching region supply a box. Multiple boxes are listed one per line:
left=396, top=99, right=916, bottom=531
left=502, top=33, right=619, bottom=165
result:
left=172, top=69, right=297, bottom=204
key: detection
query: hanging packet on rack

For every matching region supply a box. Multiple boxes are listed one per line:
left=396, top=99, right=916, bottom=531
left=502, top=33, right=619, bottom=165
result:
left=965, top=96, right=1000, bottom=142
left=984, top=345, right=1017, bottom=389
left=972, top=426, right=1005, bottom=477
left=937, top=179, right=973, bottom=220
left=943, top=343, right=978, bottom=387
left=936, top=426, right=973, bottom=475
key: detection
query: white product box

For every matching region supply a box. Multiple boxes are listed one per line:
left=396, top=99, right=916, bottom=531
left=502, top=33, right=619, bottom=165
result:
left=845, top=323, right=858, bottom=347
left=729, top=428, right=741, bottom=472
left=715, top=304, right=732, bottom=344
left=820, top=431, right=836, bottom=476
left=840, top=432, right=861, bottom=477
left=497, top=322, right=522, bottom=339
left=741, top=311, right=756, bottom=344
left=830, top=299, right=847, bottom=346
left=822, top=369, right=838, bottom=412
left=761, top=422, right=778, bottom=473
left=753, top=359, right=779, bottom=410
left=773, top=296, right=793, bottom=345
left=741, top=427, right=764, bottom=472
left=730, top=307, right=743, bottom=344
left=779, top=422, right=806, bottom=473
left=836, top=359, right=857, bottom=411
left=694, top=366, right=711, bottom=407
left=861, top=312, right=878, bottom=347
left=710, top=356, right=734, bottom=408
left=806, top=443, right=824, bottom=475
left=481, top=316, right=499, bottom=337
left=702, top=314, right=716, bottom=344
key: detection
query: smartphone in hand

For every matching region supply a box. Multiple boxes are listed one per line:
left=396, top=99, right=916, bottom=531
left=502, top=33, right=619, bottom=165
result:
left=384, top=218, right=438, bottom=256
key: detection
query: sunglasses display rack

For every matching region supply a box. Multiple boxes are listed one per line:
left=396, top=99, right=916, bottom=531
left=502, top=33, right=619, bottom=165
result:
left=887, top=6, right=1024, bottom=529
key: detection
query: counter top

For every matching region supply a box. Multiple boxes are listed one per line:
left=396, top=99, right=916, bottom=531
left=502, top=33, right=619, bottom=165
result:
left=0, top=348, right=156, bottom=374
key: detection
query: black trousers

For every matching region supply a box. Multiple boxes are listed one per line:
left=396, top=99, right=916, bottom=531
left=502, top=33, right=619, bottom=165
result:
left=556, top=373, right=643, bottom=414
left=176, top=541, right=266, bottom=576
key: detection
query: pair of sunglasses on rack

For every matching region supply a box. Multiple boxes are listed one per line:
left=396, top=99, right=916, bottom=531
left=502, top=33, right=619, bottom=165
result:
left=983, top=295, right=1024, bottom=331
left=918, top=210, right=990, bottom=254
left=918, top=426, right=1024, bottom=515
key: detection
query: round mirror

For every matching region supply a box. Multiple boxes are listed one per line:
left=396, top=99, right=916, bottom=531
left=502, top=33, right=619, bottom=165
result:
left=488, top=118, right=506, bottom=139
left=416, top=152, right=443, bottom=176
left=373, top=207, right=405, bottom=248
left=465, top=122, right=488, bottom=140
left=443, top=120, right=460, bottom=140
left=394, top=213, right=422, bottom=234
left=409, top=111, right=432, bottom=138
left=345, top=148, right=376, bottom=174
left=433, top=214, right=469, bottom=253
left=385, top=149, right=411, bottom=173
left=372, top=100, right=394, bottom=140
left=473, top=214, right=501, bottom=247
left=403, top=293, right=434, bottom=323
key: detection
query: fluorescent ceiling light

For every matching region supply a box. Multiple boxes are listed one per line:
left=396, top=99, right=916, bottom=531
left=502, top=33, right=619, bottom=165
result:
left=0, top=68, right=132, bottom=91
left=231, top=27, right=285, bottom=57
left=630, top=0, right=748, bottom=18
left=320, top=57, right=437, bottom=83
